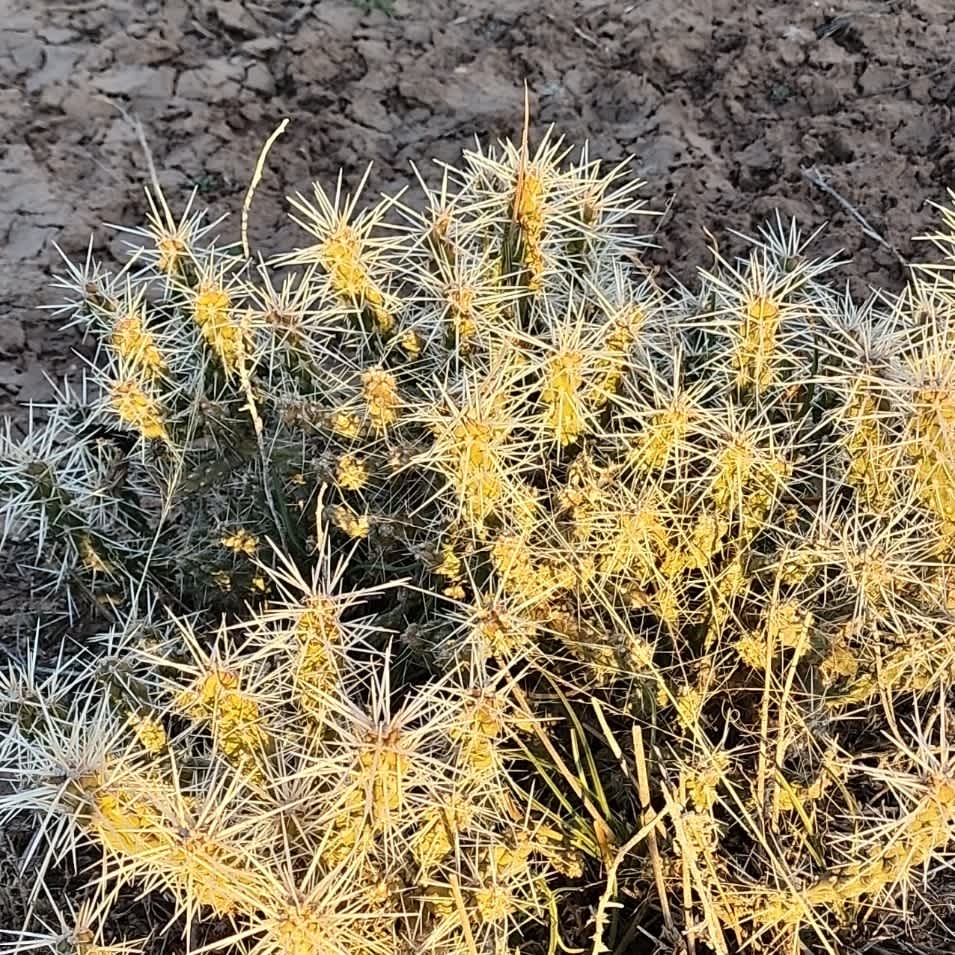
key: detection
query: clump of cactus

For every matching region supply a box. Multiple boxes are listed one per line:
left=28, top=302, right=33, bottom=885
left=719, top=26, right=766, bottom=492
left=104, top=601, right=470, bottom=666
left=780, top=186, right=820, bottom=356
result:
left=2, top=113, right=955, bottom=955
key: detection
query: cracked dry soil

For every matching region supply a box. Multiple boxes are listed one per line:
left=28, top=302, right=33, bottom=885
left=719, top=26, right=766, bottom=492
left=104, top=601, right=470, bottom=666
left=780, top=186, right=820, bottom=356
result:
left=1, top=0, right=954, bottom=419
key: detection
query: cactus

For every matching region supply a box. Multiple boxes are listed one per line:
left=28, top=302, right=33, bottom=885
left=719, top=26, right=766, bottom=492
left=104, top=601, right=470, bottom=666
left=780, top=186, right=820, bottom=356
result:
left=1, top=121, right=954, bottom=955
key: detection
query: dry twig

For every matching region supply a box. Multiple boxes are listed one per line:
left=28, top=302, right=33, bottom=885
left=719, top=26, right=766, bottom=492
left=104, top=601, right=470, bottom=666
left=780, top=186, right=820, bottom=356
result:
left=801, top=164, right=908, bottom=267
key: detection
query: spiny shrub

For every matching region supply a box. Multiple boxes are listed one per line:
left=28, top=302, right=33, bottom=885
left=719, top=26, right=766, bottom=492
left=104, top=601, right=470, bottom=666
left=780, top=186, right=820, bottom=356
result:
left=2, top=117, right=955, bottom=955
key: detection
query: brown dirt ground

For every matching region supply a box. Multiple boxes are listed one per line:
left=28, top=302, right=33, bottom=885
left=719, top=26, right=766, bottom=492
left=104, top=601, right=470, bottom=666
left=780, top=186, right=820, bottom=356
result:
left=0, top=0, right=954, bottom=947
left=1, top=0, right=954, bottom=421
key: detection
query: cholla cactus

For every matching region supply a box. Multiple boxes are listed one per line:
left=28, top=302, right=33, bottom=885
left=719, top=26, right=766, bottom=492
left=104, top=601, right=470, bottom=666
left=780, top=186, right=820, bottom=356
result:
left=2, top=121, right=955, bottom=955
left=0, top=529, right=572, bottom=955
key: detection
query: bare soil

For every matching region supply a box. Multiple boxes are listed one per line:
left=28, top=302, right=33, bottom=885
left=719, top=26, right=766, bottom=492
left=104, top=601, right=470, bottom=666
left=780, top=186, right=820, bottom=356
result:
left=1, top=0, right=953, bottom=418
